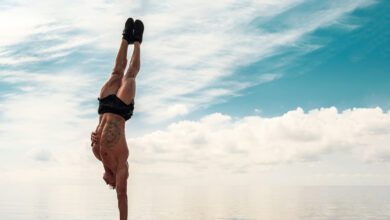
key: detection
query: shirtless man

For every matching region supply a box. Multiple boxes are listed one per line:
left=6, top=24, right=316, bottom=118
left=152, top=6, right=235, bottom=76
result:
left=90, top=17, right=144, bottom=220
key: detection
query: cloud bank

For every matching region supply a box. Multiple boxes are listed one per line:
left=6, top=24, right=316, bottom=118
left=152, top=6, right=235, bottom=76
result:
left=129, top=107, right=390, bottom=173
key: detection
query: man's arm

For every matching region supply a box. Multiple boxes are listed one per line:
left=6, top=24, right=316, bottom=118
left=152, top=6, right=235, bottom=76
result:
left=91, top=115, right=103, bottom=146
left=116, top=162, right=129, bottom=220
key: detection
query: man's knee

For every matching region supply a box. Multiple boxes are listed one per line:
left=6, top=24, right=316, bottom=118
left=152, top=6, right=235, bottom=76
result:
left=112, top=67, right=125, bottom=76
left=125, top=66, right=139, bottom=78
left=123, top=76, right=135, bottom=85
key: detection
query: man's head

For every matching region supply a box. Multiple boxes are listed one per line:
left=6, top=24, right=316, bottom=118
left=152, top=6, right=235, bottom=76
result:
left=103, top=170, right=116, bottom=189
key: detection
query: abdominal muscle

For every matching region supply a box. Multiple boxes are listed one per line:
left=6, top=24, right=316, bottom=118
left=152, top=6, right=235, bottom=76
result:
left=97, top=113, right=129, bottom=173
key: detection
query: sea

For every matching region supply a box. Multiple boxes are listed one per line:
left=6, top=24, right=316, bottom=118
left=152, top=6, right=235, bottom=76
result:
left=1, top=184, right=389, bottom=220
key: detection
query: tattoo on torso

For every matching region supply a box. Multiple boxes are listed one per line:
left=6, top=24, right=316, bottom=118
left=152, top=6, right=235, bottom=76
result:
left=101, top=120, right=121, bottom=148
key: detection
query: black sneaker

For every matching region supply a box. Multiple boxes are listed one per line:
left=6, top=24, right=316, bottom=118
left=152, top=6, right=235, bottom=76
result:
left=122, top=17, right=135, bottom=44
left=133, top=19, right=144, bottom=44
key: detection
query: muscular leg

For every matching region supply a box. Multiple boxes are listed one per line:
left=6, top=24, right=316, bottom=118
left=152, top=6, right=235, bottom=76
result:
left=116, top=42, right=140, bottom=104
left=94, top=40, right=127, bottom=159
left=99, top=39, right=129, bottom=98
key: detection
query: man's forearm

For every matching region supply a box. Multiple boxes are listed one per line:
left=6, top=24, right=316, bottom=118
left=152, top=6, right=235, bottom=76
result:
left=117, top=194, right=128, bottom=220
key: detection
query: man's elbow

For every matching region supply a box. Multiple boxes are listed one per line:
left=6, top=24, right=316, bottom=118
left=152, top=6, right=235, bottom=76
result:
left=117, top=189, right=127, bottom=200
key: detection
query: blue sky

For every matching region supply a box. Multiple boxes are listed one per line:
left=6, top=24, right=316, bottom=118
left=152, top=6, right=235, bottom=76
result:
left=0, top=0, right=389, bottom=186
left=201, top=0, right=390, bottom=118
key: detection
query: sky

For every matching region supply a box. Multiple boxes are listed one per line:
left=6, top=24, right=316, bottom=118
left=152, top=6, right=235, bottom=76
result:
left=0, top=0, right=389, bottom=187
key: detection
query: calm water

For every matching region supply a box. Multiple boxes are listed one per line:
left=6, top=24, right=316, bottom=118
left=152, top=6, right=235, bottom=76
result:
left=1, top=184, right=389, bottom=220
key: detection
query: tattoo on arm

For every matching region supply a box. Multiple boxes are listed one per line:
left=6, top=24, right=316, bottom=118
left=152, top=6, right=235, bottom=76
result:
left=102, top=120, right=121, bottom=148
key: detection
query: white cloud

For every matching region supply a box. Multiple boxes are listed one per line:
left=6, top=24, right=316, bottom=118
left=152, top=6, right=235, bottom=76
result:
left=0, top=70, right=97, bottom=154
left=0, top=69, right=104, bottom=186
left=128, top=107, right=390, bottom=174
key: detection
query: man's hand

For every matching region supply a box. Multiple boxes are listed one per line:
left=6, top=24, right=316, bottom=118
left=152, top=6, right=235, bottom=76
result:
left=91, top=131, right=99, bottom=146
left=91, top=131, right=102, bottom=161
